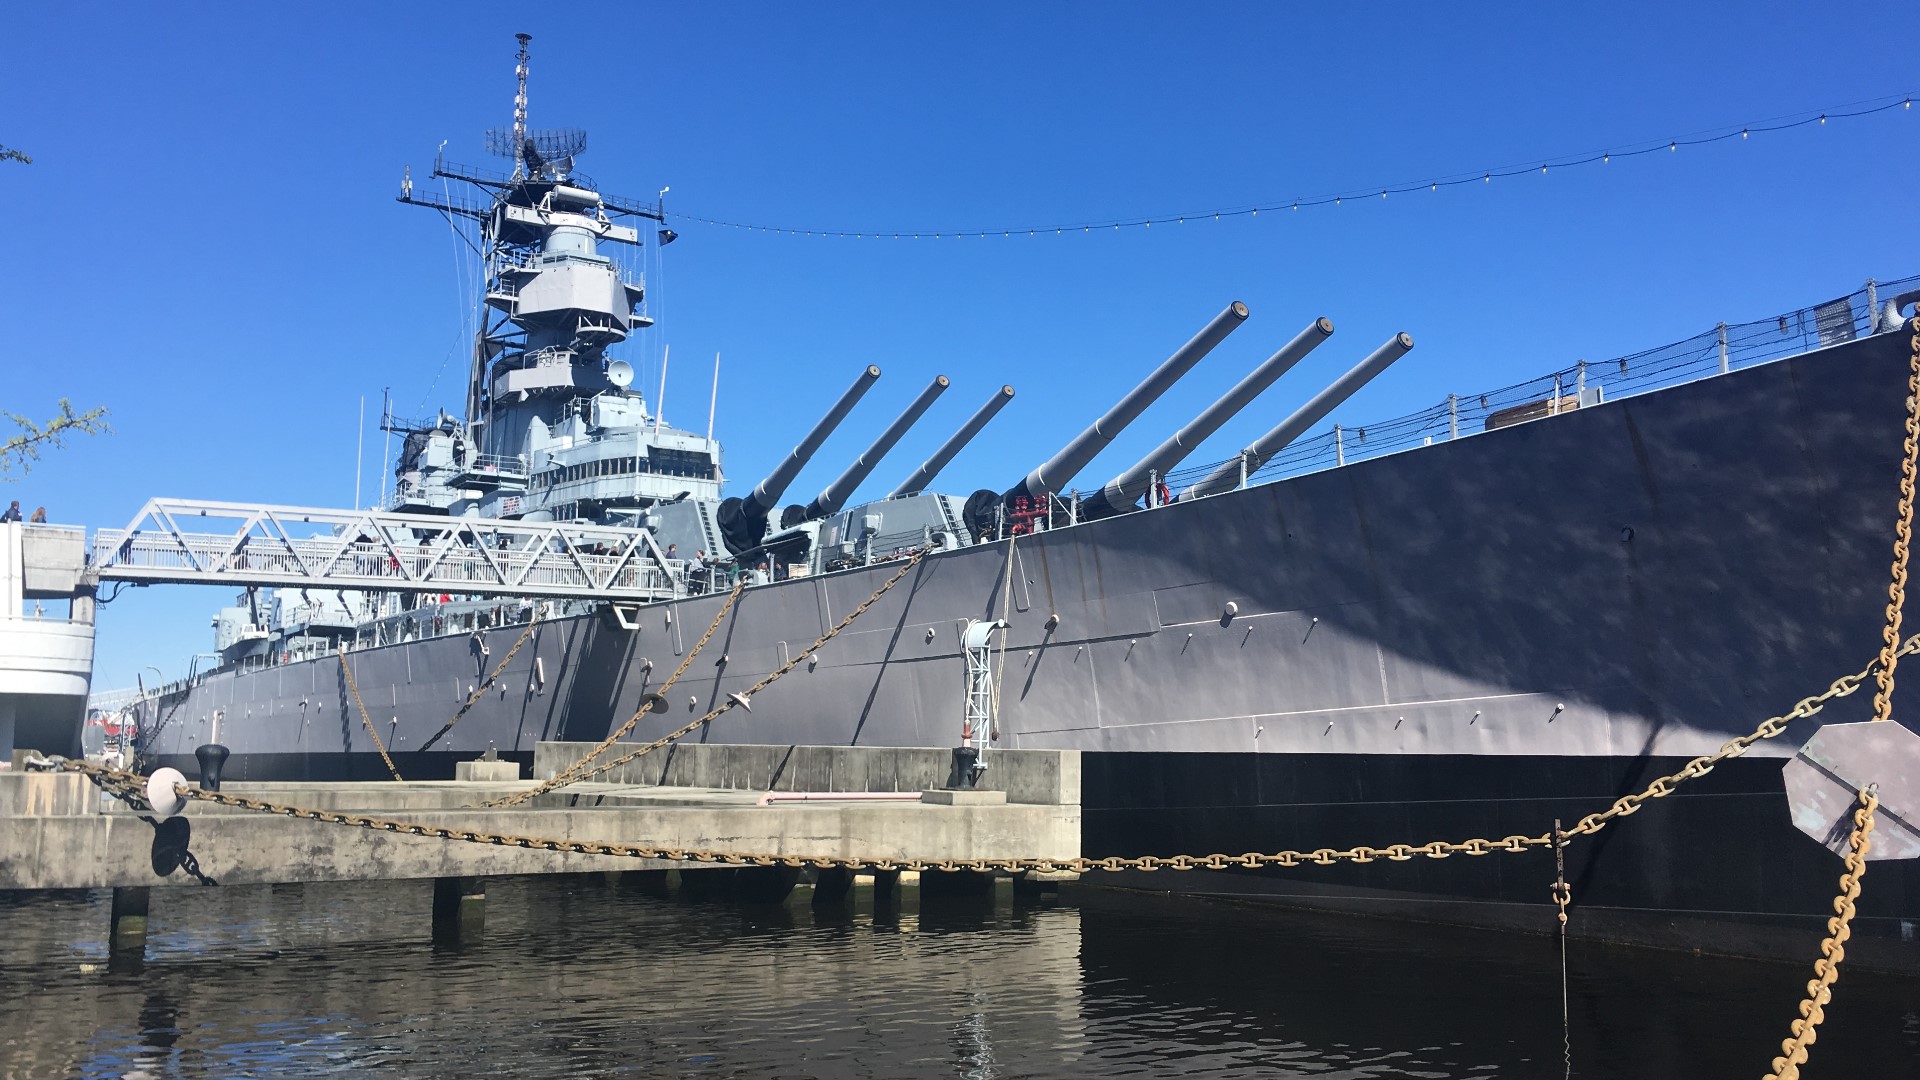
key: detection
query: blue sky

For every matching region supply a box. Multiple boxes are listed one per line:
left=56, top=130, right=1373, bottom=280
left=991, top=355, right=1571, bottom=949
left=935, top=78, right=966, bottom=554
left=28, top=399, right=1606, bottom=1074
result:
left=4, top=3, right=1912, bottom=690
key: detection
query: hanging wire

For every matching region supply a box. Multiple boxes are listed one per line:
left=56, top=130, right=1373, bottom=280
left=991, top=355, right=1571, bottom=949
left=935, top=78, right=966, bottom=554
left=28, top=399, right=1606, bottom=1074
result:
left=660, top=95, right=1913, bottom=241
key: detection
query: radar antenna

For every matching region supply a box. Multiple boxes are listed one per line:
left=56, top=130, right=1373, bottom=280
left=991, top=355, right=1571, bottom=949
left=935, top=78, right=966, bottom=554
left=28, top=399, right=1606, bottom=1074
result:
left=482, top=34, right=588, bottom=179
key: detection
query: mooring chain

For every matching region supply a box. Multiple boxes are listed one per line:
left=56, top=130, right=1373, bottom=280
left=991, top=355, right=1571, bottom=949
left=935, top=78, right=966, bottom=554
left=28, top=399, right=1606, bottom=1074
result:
left=495, top=549, right=933, bottom=807
left=337, top=646, right=403, bottom=781
left=1871, top=316, right=1920, bottom=722
left=1764, top=786, right=1878, bottom=1080
left=487, top=579, right=749, bottom=807
left=55, top=632, right=1913, bottom=877
left=418, top=610, right=543, bottom=751
left=1558, top=632, right=1918, bottom=843
left=1759, top=318, right=1920, bottom=1074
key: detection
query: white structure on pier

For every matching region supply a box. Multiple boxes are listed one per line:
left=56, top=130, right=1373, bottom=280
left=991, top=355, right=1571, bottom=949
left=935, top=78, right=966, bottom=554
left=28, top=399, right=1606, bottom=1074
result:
left=0, top=522, right=94, bottom=761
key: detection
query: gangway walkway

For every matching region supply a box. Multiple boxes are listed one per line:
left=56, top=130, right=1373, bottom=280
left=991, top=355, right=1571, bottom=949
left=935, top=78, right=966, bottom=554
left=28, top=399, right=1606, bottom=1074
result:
left=89, top=498, right=679, bottom=601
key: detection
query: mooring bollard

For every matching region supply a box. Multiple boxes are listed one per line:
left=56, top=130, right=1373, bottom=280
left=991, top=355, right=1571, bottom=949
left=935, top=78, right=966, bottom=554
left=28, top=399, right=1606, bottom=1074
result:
left=194, top=743, right=230, bottom=792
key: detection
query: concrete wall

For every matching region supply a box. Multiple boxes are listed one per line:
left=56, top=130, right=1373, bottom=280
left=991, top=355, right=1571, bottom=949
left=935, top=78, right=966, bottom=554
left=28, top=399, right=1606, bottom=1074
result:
left=0, top=771, right=98, bottom=816
left=18, top=525, right=86, bottom=599
left=532, top=740, right=1080, bottom=805
left=0, top=802, right=1082, bottom=890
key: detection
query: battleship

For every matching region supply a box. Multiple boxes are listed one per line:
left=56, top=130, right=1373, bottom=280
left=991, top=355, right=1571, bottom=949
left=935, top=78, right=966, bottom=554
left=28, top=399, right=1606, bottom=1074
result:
left=110, top=36, right=1920, bottom=959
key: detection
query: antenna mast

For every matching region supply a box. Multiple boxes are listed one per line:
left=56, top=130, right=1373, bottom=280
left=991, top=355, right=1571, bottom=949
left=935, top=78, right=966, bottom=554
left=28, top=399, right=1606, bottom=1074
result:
left=511, top=33, right=531, bottom=179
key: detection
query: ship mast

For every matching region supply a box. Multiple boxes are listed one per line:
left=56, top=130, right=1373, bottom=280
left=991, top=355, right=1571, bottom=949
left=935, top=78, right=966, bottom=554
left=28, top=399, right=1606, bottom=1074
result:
left=511, top=33, right=530, bottom=181
left=397, top=33, right=665, bottom=456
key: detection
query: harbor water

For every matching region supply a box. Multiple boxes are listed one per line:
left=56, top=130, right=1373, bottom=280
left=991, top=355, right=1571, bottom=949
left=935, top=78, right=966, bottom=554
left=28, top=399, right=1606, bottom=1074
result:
left=2, top=878, right=1917, bottom=1078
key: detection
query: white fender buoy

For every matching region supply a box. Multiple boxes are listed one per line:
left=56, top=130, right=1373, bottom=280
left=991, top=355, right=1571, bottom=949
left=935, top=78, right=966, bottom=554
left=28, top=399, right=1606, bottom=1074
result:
left=146, top=767, right=188, bottom=819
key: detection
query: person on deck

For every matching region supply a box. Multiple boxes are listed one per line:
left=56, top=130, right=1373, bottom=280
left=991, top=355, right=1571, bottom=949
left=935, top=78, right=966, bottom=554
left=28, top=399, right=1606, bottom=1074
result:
left=28, top=507, right=46, bottom=524
left=0, top=501, right=19, bottom=523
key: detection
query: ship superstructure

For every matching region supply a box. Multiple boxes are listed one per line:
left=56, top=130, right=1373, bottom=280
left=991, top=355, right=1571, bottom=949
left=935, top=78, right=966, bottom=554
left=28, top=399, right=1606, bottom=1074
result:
left=393, top=34, right=723, bottom=557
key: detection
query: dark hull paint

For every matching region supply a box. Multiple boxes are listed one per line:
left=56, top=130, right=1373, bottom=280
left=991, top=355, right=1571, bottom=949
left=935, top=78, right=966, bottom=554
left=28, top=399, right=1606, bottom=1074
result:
left=1083, top=750, right=1920, bottom=971
left=131, top=328, right=1920, bottom=967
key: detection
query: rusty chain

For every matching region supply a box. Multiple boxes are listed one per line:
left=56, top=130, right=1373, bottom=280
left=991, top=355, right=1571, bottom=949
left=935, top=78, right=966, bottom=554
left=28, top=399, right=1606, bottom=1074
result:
left=486, top=578, right=749, bottom=806
left=1871, top=316, right=1920, bottom=721
left=418, top=609, right=543, bottom=751
left=58, top=630, right=1915, bottom=876
left=337, top=645, right=403, bottom=781
left=1763, top=786, right=1878, bottom=1080
left=492, top=548, right=933, bottom=807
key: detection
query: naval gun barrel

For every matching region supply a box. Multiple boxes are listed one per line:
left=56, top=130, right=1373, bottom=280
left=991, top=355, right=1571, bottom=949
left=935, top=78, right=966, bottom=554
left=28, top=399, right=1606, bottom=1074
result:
left=717, top=364, right=882, bottom=554
left=1081, top=317, right=1334, bottom=518
left=888, top=384, right=1016, bottom=498
left=1005, top=301, right=1249, bottom=504
left=803, top=375, right=951, bottom=520
left=1178, top=332, right=1414, bottom=502
left=750, top=365, right=882, bottom=511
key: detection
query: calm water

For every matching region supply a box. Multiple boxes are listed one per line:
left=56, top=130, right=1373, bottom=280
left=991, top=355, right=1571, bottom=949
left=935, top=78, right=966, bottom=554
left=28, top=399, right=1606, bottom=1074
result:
left=2, top=877, right=1917, bottom=1078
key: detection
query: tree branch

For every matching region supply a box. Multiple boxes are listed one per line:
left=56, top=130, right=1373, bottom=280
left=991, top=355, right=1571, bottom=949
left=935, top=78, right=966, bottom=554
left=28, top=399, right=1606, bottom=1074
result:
left=2, top=399, right=111, bottom=476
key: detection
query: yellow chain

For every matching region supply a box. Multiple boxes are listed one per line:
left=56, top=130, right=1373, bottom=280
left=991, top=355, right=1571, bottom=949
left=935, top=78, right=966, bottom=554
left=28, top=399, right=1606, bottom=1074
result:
left=337, top=646, right=403, bottom=781
left=488, top=578, right=749, bottom=807
left=61, top=630, right=1910, bottom=876
left=417, top=609, right=543, bottom=751
left=500, top=548, right=934, bottom=804
left=1764, top=786, right=1877, bottom=1080
left=1872, top=317, right=1920, bottom=721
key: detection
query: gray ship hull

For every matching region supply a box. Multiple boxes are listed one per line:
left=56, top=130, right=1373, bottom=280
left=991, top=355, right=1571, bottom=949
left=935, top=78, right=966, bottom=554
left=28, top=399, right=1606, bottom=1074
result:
left=138, top=328, right=1920, bottom=965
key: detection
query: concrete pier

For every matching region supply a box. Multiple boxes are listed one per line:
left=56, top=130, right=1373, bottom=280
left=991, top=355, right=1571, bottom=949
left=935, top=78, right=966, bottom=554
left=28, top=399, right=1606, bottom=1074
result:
left=812, top=865, right=856, bottom=908
left=432, top=876, right=486, bottom=942
left=108, top=885, right=148, bottom=953
left=0, top=742, right=1080, bottom=953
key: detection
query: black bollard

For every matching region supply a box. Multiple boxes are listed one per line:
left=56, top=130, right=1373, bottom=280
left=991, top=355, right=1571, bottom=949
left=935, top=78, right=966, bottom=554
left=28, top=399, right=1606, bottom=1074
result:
left=194, top=744, right=230, bottom=791
left=947, top=745, right=982, bottom=789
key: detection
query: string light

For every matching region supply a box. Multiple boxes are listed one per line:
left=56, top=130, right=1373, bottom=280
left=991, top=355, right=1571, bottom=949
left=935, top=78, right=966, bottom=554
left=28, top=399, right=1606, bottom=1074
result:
left=661, top=94, right=1914, bottom=240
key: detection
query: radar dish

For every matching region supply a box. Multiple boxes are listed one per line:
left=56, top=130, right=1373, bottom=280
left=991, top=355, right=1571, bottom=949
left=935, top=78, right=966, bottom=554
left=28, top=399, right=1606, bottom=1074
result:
left=606, top=360, right=635, bottom=388
left=485, top=126, right=588, bottom=162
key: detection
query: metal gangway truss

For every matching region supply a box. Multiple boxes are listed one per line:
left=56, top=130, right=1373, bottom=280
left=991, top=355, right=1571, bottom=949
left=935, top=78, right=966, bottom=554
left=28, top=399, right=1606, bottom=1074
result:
left=90, top=499, right=679, bottom=601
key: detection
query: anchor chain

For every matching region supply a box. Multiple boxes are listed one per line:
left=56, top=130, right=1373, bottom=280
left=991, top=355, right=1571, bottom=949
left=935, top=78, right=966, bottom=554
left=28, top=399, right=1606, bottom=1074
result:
left=337, top=645, right=403, bottom=781
left=418, top=609, right=543, bottom=751
left=1764, top=786, right=1878, bottom=1080
left=55, top=631, right=1914, bottom=877
left=493, top=548, right=932, bottom=807
left=488, top=579, right=749, bottom=807
left=1871, top=315, right=1920, bottom=721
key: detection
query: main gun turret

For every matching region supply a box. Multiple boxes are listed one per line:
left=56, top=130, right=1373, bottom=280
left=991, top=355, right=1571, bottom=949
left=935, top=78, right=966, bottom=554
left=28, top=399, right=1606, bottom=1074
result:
left=888, top=384, right=1016, bottom=499
left=1001, top=300, right=1246, bottom=503
left=716, top=365, right=882, bottom=555
left=964, top=302, right=1248, bottom=537
left=802, top=375, right=950, bottom=520
left=1080, top=317, right=1335, bottom=518
left=1178, top=333, right=1414, bottom=501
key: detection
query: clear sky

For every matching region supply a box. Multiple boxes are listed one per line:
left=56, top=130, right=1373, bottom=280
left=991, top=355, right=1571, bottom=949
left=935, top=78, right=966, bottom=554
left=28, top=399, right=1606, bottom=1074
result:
left=4, top=3, right=1913, bottom=691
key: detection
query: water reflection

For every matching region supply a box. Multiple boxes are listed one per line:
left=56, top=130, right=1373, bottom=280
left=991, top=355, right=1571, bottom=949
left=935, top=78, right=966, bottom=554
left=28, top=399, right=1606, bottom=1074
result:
left=0, top=877, right=1914, bottom=1078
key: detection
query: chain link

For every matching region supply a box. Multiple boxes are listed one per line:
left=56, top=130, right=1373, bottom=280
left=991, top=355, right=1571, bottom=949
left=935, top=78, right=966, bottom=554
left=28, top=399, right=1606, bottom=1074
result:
left=495, top=548, right=934, bottom=806
left=418, top=609, right=542, bottom=751
left=337, top=645, right=403, bottom=781
left=488, top=579, right=750, bottom=807
left=1870, top=317, right=1920, bottom=721
left=58, top=631, right=1915, bottom=877
left=1764, top=786, right=1878, bottom=1080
